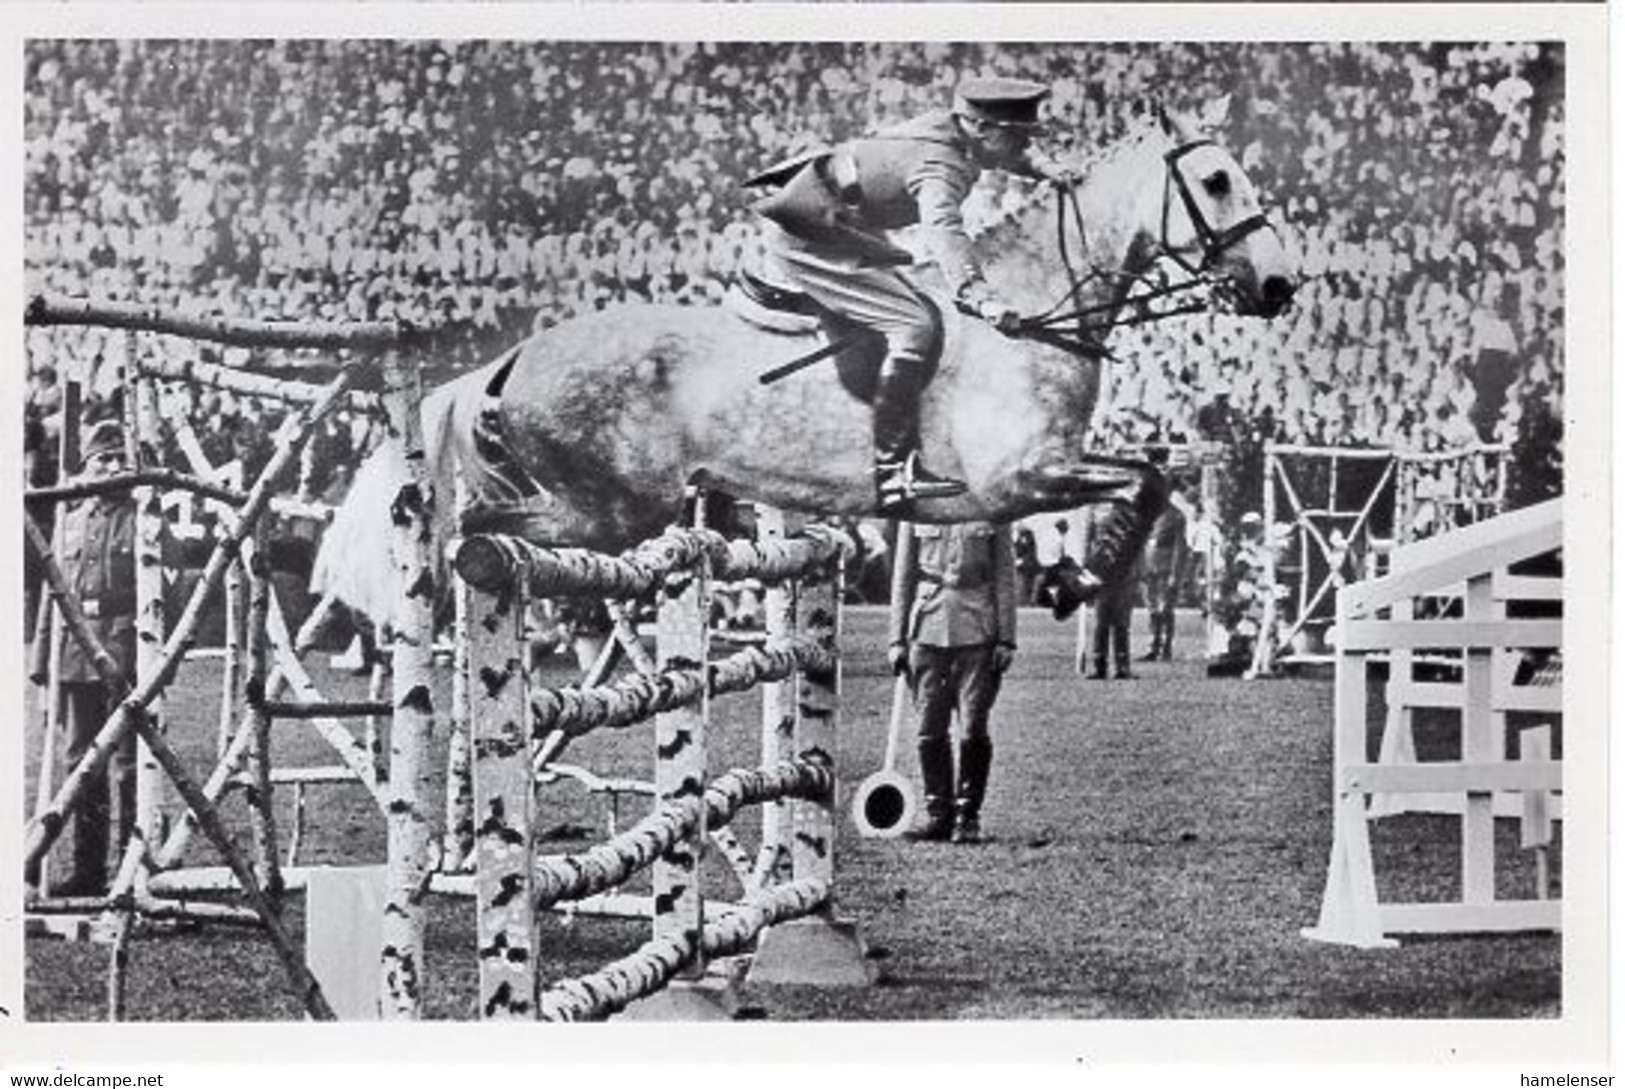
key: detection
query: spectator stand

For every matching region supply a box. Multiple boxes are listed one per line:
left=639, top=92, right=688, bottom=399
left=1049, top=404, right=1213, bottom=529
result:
left=1250, top=441, right=1509, bottom=676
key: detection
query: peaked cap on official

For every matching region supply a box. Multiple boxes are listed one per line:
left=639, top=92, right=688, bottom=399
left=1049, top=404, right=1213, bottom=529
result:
left=952, top=76, right=1051, bottom=130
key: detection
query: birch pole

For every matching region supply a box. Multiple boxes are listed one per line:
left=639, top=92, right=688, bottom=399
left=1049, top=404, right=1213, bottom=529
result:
left=375, top=346, right=438, bottom=1020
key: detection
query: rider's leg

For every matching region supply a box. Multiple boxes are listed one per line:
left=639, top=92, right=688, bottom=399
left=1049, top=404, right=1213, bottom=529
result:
left=871, top=337, right=965, bottom=513
left=770, top=247, right=964, bottom=514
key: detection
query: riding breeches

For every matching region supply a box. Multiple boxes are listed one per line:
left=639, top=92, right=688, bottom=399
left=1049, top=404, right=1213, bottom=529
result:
left=767, top=238, right=937, bottom=359
left=908, top=643, right=1003, bottom=744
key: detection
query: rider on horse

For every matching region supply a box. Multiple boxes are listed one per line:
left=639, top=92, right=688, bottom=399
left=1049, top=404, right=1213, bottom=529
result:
left=748, top=75, right=1068, bottom=516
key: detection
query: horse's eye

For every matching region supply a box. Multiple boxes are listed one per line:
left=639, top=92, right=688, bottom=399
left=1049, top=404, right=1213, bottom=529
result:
left=1202, top=171, right=1232, bottom=198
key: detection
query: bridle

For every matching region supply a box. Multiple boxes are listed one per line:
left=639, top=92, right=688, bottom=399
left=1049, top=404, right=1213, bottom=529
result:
left=1017, top=137, right=1278, bottom=359
left=1160, top=138, right=1276, bottom=275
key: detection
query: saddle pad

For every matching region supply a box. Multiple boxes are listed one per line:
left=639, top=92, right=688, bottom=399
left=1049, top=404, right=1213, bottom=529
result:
left=722, top=285, right=822, bottom=335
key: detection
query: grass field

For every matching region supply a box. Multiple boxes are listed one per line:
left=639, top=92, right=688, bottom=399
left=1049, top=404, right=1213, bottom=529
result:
left=22, top=605, right=1561, bottom=1021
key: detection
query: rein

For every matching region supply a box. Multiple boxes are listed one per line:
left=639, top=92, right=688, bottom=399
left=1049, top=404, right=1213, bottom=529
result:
left=1016, top=137, right=1275, bottom=359
left=1017, top=183, right=1209, bottom=359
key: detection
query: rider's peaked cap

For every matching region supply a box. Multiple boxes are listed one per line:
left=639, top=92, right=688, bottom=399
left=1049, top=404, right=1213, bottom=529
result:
left=953, top=76, right=1050, bottom=130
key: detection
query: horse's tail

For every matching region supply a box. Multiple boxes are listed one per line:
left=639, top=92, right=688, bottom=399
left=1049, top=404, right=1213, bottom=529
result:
left=311, top=360, right=493, bottom=630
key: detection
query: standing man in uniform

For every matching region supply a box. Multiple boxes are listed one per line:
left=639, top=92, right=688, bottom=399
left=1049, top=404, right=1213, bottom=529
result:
left=1086, top=498, right=1139, bottom=680
left=1140, top=457, right=1191, bottom=662
left=888, top=520, right=1018, bottom=843
left=749, top=75, right=1065, bottom=515
left=30, top=418, right=138, bottom=896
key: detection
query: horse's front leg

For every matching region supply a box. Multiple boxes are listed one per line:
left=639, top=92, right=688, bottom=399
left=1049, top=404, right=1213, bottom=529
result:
left=1028, top=455, right=1168, bottom=619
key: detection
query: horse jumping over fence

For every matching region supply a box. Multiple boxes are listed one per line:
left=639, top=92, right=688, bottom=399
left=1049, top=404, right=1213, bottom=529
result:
left=315, top=99, right=1298, bottom=627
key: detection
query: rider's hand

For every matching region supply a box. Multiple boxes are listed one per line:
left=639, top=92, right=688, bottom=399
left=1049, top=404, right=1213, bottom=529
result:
left=1044, top=165, right=1083, bottom=190
left=977, top=297, right=1023, bottom=335
left=959, top=282, right=1021, bottom=334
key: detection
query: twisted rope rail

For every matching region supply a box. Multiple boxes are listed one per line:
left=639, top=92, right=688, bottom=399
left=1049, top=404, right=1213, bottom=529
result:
left=454, top=526, right=848, bottom=600
left=536, top=877, right=830, bottom=1022
left=529, top=638, right=836, bottom=742
left=534, top=757, right=833, bottom=910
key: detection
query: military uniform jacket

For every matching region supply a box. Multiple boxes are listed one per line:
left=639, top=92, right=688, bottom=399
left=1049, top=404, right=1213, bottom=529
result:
left=889, top=521, right=1018, bottom=649
left=56, top=496, right=137, bottom=684
left=758, top=111, right=1039, bottom=294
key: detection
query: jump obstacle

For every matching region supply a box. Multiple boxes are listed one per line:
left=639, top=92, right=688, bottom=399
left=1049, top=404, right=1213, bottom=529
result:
left=23, top=294, right=420, bottom=1019
left=437, top=517, right=866, bottom=1019
left=1302, top=497, right=1561, bottom=948
left=1251, top=441, right=1508, bottom=676
left=25, top=294, right=868, bottom=1021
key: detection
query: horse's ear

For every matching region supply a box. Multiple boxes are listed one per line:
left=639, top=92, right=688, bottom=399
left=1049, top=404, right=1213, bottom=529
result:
left=1197, top=94, right=1233, bottom=132
left=1154, top=100, right=1175, bottom=134
left=1156, top=100, right=1200, bottom=141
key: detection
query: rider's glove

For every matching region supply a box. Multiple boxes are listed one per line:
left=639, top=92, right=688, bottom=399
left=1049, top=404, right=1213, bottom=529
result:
left=956, top=281, right=1022, bottom=335
left=1042, top=165, right=1083, bottom=190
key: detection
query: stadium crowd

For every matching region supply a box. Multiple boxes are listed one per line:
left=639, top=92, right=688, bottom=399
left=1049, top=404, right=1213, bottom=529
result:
left=24, top=39, right=1565, bottom=599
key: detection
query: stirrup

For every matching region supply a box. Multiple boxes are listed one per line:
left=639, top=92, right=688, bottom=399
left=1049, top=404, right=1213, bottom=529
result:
left=876, top=451, right=967, bottom=512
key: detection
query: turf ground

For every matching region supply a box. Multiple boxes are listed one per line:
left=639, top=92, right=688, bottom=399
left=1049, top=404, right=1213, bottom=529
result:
left=22, top=605, right=1561, bottom=1021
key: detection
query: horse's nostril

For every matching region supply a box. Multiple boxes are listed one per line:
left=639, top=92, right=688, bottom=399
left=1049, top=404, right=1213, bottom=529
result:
left=1262, top=275, right=1295, bottom=307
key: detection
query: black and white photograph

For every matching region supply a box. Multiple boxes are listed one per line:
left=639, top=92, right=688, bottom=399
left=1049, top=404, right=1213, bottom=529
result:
left=1, top=1, right=1612, bottom=1079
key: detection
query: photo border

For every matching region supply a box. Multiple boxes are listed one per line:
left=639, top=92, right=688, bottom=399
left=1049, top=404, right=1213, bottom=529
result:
left=0, top=2, right=1610, bottom=1072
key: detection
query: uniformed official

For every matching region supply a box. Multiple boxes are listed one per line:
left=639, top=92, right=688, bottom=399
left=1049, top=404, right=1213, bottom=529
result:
left=749, top=75, right=1066, bottom=515
left=1141, top=463, right=1192, bottom=662
left=33, top=418, right=138, bottom=897
left=887, top=520, right=1018, bottom=843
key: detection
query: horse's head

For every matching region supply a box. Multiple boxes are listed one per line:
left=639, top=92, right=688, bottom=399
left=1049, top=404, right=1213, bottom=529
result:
left=1146, top=97, right=1297, bottom=318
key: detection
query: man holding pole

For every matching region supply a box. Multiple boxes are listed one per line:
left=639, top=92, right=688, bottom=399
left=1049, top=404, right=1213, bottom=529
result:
left=887, top=520, right=1018, bottom=843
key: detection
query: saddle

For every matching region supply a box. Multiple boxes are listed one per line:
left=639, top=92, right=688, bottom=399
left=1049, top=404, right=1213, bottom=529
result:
left=725, top=270, right=943, bottom=404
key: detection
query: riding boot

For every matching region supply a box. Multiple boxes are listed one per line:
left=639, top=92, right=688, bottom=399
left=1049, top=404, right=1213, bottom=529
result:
left=904, top=737, right=956, bottom=841
left=1158, top=612, right=1175, bottom=660
left=1082, top=469, right=1168, bottom=589
left=873, top=354, right=965, bottom=516
left=952, top=737, right=993, bottom=844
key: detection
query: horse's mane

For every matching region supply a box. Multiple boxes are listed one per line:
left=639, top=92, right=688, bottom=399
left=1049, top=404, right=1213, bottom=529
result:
left=969, top=120, right=1168, bottom=260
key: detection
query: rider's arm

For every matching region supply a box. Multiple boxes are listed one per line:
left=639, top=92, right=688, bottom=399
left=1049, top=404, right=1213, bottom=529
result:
left=906, top=162, right=983, bottom=295
left=909, top=158, right=1022, bottom=330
